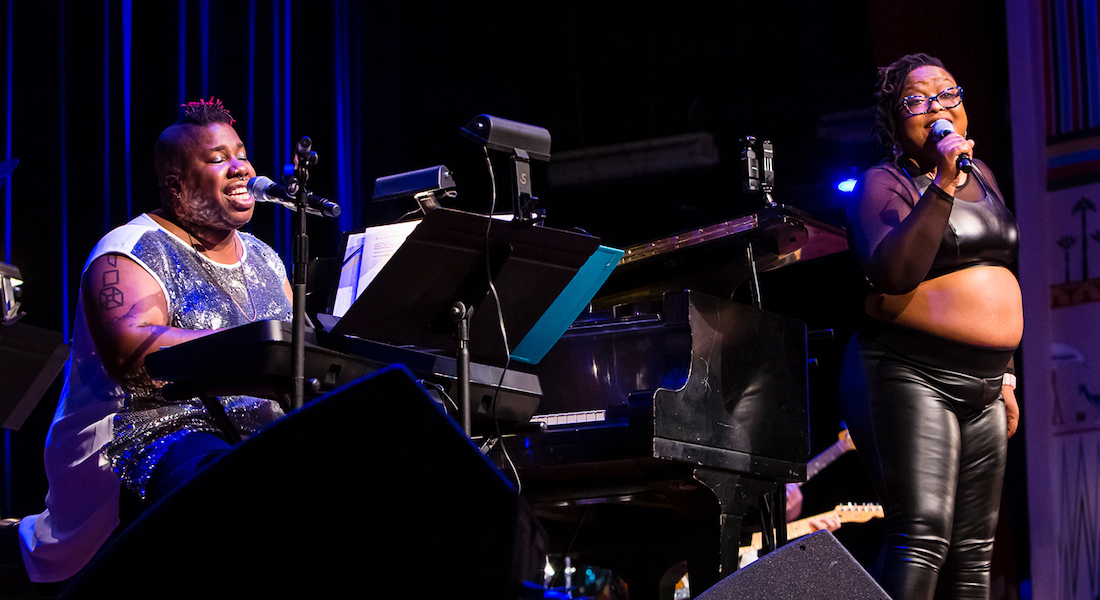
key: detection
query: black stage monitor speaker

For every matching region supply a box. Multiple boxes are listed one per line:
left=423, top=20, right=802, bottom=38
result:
left=64, top=365, right=546, bottom=599
left=697, top=531, right=890, bottom=600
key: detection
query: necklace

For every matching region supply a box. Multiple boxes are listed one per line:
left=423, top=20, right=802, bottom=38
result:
left=179, top=222, right=259, bottom=322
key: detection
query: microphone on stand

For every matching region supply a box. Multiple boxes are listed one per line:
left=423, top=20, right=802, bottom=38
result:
left=247, top=176, right=341, bottom=218
left=930, top=120, right=973, bottom=173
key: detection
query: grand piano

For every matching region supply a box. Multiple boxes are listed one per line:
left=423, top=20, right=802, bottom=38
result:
left=493, top=204, right=848, bottom=597
left=144, top=203, right=847, bottom=599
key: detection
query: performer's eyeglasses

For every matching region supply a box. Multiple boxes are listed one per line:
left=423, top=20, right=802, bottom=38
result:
left=898, top=86, right=964, bottom=116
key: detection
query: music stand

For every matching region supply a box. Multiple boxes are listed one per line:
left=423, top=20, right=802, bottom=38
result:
left=330, top=208, right=621, bottom=435
left=0, top=321, right=68, bottom=430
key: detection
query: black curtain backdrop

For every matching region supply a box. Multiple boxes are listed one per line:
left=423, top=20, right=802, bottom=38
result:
left=0, top=0, right=890, bottom=343
left=0, top=0, right=1021, bottom=585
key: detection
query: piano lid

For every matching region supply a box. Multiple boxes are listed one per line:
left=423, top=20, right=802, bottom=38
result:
left=593, top=203, right=847, bottom=308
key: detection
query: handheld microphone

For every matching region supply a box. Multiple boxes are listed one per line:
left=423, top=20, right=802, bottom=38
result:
left=930, top=120, right=973, bottom=173
left=246, top=176, right=340, bottom=218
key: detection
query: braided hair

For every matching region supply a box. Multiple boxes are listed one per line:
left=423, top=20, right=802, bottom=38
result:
left=177, top=96, right=236, bottom=126
left=872, top=53, right=947, bottom=164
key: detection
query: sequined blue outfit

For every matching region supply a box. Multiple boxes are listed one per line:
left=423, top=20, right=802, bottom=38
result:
left=99, top=214, right=293, bottom=497
left=19, top=214, right=291, bottom=582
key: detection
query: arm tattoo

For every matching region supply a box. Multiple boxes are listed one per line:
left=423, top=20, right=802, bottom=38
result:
left=98, top=255, right=125, bottom=310
left=108, top=303, right=145, bottom=326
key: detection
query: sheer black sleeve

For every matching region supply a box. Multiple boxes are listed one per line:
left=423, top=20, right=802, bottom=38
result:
left=846, top=165, right=954, bottom=295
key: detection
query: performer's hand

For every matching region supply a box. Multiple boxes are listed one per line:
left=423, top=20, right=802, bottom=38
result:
left=932, top=131, right=976, bottom=193
left=1004, top=385, right=1020, bottom=438
left=785, top=482, right=803, bottom=521
left=806, top=511, right=842, bottom=533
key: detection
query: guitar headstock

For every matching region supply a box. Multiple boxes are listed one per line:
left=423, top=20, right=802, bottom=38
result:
left=833, top=503, right=884, bottom=524
left=838, top=428, right=857, bottom=452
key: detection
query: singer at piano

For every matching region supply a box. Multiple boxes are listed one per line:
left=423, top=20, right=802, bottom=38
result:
left=840, top=53, right=1020, bottom=600
left=12, top=98, right=293, bottom=585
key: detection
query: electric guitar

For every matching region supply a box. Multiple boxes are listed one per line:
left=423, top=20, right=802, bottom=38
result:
left=740, top=503, right=885, bottom=557
left=738, top=429, right=872, bottom=565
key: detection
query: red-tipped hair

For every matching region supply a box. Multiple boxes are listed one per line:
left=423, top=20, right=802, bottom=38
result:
left=178, top=96, right=236, bottom=126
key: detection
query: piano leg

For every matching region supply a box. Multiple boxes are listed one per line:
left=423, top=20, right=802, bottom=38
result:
left=692, top=469, right=784, bottom=591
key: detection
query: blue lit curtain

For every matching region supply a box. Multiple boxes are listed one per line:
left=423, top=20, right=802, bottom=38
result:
left=0, top=0, right=578, bottom=515
left=0, top=0, right=380, bottom=515
left=0, top=0, right=379, bottom=335
left=0, top=0, right=954, bottom=519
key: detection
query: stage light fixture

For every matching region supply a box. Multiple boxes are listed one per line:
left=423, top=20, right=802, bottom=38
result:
left=461, top=115, right=551, bottom=221
left=373, top=165, right=457, bottom=214
left=460, top=115, right=551, bottom=162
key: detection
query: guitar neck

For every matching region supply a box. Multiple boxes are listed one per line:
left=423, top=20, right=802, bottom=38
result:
left=741, top=504, right=884, bottom=555
left=805, top=442, right=847, bottom=480
left=804, top=431, right=855, bottom=482
left=786, top=515, right=823, bottom=540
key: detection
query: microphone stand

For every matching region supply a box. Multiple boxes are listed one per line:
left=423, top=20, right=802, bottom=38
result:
left=450, top=301, right=473, bottom=436
left=287, top=136, right=318, bottom=411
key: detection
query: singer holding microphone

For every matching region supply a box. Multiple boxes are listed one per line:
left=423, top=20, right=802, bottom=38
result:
left=15, top=98, right=294, bottom=586
left=840, top=54, right=1020, bottom=599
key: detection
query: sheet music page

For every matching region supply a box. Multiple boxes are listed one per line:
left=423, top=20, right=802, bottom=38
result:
left=332, top=219, right=421, bottom=318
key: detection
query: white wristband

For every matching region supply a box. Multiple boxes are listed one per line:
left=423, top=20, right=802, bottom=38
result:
left=1002, top=373, right=1017, bottom=389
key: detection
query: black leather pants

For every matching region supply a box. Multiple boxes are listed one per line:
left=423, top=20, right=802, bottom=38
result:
left=840, top=321, right=1012, bottom=600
